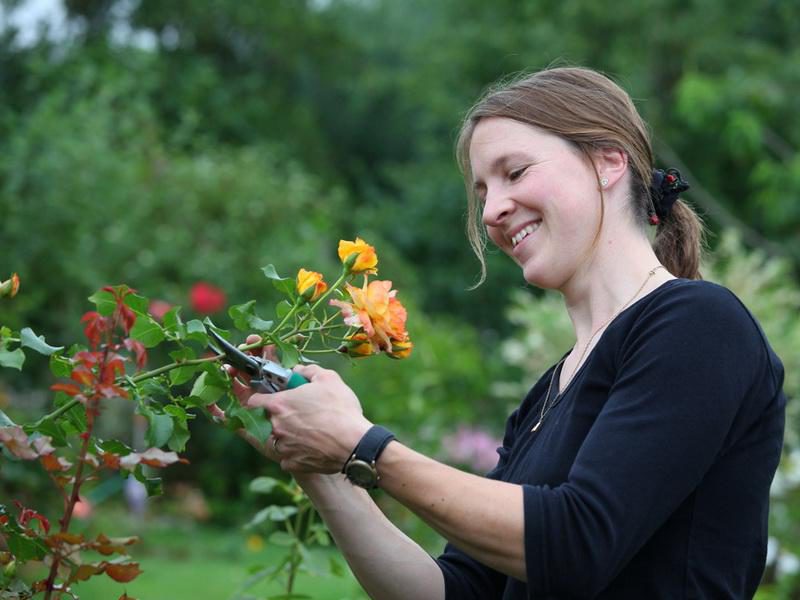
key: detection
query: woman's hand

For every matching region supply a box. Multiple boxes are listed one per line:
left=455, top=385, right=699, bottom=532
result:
left=247, top=364, right=372, bottom=474
left=208, top=335, right=282, bottom=462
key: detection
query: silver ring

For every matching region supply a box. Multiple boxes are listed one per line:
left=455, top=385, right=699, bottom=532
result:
left=272, top=436, right=280, bottom=455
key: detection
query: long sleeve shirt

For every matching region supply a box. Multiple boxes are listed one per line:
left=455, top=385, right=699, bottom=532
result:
left=437, top=279, right=786, bottom=599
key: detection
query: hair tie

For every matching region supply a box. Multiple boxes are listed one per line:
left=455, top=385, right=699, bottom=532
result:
left=649, top=168, right=690, bottom=226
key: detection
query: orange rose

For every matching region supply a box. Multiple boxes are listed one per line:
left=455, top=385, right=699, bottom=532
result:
left=0, top=273, right=20, bottom=298
left=338, top=238, right=378, bottom=274
left=340, top=332, right=375, bottom=357
left=330, top=279, right=408, bottom=352
left=387, top=338, right=413, bottom=360
left=296, top=268, right=328, bottom=302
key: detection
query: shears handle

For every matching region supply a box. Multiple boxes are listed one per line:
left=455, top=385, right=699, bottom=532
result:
left=250, top=369, right=309, bottom=394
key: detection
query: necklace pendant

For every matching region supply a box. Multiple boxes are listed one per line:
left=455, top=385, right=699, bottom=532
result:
left=532, top=420, right=542, bottom=432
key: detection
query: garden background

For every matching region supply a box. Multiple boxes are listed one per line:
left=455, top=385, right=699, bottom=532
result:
left=1, top=0, right=798, bottom=598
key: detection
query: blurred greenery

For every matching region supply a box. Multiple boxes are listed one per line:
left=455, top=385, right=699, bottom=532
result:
left=1, top=0, right=798, bottom=596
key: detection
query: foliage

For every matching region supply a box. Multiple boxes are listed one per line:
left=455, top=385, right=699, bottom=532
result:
left=0, top=238, right=414, bottom=597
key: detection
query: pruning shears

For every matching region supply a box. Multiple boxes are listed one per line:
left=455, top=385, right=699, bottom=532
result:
left=208, top=329, right=308, bottom=394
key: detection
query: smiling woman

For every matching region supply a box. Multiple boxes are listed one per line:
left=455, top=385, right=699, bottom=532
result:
left=236, top=66, right=787, bottom=600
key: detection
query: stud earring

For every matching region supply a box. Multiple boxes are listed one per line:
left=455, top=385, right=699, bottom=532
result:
left=600, top=177, right=609, bottom=187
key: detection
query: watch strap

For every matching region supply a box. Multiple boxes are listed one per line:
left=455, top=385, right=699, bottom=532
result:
left=342, top=425, right=395, bottom=474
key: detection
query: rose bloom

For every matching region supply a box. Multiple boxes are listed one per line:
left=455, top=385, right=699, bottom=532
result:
left=189, top=282, right=226, bottom=314
left=340, top=332, right=375, bottom=357
left=330, top=279, right=408, bottom=352
left=338, top=238, right=378, bottom=274
left=296, top=268, right=328, bottom=302
left=387, top=338, right=413, bottom=359
left=148, top=299, right=173, bottom=321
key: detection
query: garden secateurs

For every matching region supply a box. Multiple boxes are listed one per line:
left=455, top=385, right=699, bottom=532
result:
left=208, top=329, right=308, bottom=393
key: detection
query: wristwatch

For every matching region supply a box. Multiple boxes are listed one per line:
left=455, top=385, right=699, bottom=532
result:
left=342, top=425, right=396, bottom=489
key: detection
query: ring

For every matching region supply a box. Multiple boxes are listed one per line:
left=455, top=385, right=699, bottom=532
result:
left=272, top=436, right=281, bottom=455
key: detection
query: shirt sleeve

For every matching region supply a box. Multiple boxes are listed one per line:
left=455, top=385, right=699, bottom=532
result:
left=523, top=283, right=783, bottom=597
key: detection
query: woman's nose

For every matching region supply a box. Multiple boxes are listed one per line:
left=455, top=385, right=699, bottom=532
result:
left=482, top=189, right=515, bottom=227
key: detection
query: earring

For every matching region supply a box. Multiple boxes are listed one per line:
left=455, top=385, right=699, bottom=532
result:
left=600, top=177, right=609, bottom=187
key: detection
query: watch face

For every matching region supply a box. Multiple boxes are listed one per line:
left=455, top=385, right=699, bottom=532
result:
left=345, top=459, right=377, bottom=488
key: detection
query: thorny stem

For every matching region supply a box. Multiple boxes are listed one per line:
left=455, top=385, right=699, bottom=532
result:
left=43, top=311, right=119, bottom=599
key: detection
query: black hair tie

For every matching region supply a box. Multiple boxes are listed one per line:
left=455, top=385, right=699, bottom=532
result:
left=649, top=168, right=690, bottom=226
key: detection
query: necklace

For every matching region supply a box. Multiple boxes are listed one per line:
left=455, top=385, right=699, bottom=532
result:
left=531, top=265, right=665, bottom=433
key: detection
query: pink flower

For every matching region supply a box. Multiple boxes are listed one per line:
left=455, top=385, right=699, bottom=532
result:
left=148, top=299, right=172, bottom=321
left=441, top=426, right=501, bottom=473
left=190, top=282, right=226, bottom=314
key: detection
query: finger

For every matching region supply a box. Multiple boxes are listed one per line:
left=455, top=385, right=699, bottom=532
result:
left=262, top=344, right=279, bottom=362
left=245, top=334, right=262, bottom=345
left=207, top=403, right=226, bottom=423
left=292, top=363, right=329, bottom=381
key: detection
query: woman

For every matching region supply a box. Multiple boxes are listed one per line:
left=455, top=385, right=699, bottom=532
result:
left=235, top=67, right=786, bottom=599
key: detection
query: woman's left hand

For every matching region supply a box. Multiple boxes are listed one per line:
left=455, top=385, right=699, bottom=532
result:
left=247, top=364, right=372, bottom=473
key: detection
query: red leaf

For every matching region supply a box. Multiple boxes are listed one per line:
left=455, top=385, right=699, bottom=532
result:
left=104, top=562, right=143, bottom=583
left=14, top=501, right=50, bottom=534
left=81, top=312, right=111, bottom=348
left=71, top=366, right=95, bottom=386
left=100, top=452, right=121, bottom=470
left=51, top=383, right=82, bottom=396
left=41, top=454, right=72, bottom=472
left=123, top=338, right=147, bottom=370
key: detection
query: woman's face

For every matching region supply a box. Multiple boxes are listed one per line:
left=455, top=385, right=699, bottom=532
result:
left=469, top=117, right=602, bottom=289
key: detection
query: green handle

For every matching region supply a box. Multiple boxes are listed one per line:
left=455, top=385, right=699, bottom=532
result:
left=287, top=372, right=308, bottom=389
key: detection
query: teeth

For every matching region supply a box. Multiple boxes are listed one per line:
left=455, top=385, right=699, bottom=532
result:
left=511, top=223, right=540, bottom=247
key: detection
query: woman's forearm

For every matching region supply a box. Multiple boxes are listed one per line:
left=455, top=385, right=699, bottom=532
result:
left=377, top=442, right=526, bottom=581
left=296, top=472, right=445, bottom=600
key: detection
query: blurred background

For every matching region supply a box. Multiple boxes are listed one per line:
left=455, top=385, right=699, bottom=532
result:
left=0, top=0, right=798, bottom=598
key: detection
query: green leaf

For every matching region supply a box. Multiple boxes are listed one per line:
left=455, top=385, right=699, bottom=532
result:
left=168, top=347, right=199, bottom=386
left=185, top=319, right=208, bottom=343
left=49, top=354, right=72, bottom=378
left=227, top=402, right=271, bottom=443
left=130, top=317, right=165, bottom=348
left=275, top=299, right=294, bottom=319
left=0, top=347, right=25, bottom=370
left=139, top=406, right=174, bottom=448
left=24, top=419, right=67, bottom=447
left=164, top=405, right=191, bottom=452
left=53, top=392, right=87, bottom=434
left=20, top=327, right=64, bottom=356
left=124, top=292, right=149, bottom=315
left=97, top=439, right=134, bottom=455
left=262, top=264, right=297, bottom=297
left=299, top=544, right=331, bottom=576
left=249, top=477, right=280, bottom=494
left=162, top=307, right=186, bottom=338
left=88, top=289, right=116, bottom=316
left=133, top=468, right=164, bottom=497
left=274, top=340, right=300, bottom=368
left=7, top=532, right=48, bottom=561
left=188, top=372, right=226, bottom=407
left=229, top=300, right=274, bottom=332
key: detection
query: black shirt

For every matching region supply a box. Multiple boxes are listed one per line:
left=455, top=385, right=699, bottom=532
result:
left=437, top=279, right=786, bottom=599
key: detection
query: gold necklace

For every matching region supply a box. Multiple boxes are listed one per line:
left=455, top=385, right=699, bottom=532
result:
left=531, top=265, right=665, bottom=433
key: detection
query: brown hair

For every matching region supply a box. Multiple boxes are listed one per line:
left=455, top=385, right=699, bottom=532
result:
left=456, top=67, right=704, bottom=284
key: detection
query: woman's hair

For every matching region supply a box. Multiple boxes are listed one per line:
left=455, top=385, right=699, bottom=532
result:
left=455, top=66, right=704, bottom=284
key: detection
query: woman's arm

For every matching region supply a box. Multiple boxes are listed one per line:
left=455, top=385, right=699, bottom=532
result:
left=252, top=365, right=527, bottom=581
left=295, top=472, right=445, bottom=600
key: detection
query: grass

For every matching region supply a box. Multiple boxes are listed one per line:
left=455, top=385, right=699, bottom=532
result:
left=30, top=504, right=369, bottom=600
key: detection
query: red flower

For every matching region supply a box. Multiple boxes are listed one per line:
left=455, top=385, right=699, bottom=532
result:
left=189, top=282, right=226, bottom=314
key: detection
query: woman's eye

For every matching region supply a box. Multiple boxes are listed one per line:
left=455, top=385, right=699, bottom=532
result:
left=509, top=167, right=527, bottom=182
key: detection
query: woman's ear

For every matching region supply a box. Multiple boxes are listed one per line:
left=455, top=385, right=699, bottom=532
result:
left=595, top=147, right=628, bottom=189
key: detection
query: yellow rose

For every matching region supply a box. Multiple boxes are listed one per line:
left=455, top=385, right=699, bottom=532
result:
left=340, top=332, right=375, bottom=357
left=338, top=238, right=378, bottom=274
left=387, top=339, right=413, bottom=360
left=296, top=268, right=328, bottom=302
